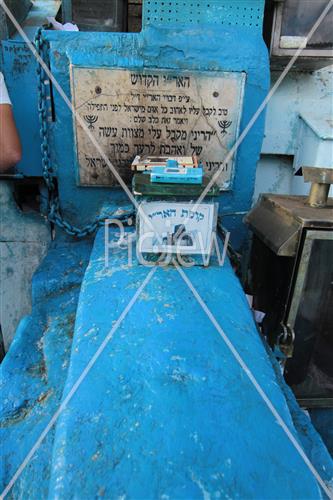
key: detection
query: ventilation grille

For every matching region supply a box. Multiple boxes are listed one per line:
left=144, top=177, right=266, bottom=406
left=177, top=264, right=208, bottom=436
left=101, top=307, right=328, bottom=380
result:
left=143, top=0, right=264, bottom=29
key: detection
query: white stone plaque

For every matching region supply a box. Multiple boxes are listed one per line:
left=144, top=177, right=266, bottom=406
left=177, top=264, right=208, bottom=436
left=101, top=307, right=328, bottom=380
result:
left=71, top=67, right=245, bottom=188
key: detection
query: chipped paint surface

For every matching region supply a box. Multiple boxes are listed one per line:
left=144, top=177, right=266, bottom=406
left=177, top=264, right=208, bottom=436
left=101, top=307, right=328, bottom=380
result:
left=1, top=1, right=333, bottom=497
left=0, top=239, right=92, bottom=497
left=262, top=66, right=333, bottom=156
left=44, top=230, right=333, bottom=498
left=43, top=16, right=269, bottom=250
left=1, top=228, right=332, bottom=497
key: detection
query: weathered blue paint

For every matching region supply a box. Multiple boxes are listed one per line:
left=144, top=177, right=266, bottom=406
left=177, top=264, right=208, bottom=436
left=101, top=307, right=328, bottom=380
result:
left=1, top=41, right=42, bottom=176
left=42, top=0, right=269, bottom=250
left=2, top=228, right=332, bottom=497
left=142, top=0, right=265, bottom=31
left=2, top=222, right=333, bottom=497
left=261, top=66, right=333, bottom=157
left=310, top=410, right=333, bottom=458
left=2, top=2, right=332, bottom=497
left=2, top=2, right=331, bottom=242
left=0, top=0, right=60, bottom=177
left=1, top=0, right=269, bottom=250
left=0, top=239, right=93, bottom=498
left=256, top=65, right=333, bottom=199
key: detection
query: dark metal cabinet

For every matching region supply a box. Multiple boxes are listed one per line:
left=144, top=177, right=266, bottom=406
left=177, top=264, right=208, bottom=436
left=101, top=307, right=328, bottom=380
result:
left=246, top=193, right=333, bottom=408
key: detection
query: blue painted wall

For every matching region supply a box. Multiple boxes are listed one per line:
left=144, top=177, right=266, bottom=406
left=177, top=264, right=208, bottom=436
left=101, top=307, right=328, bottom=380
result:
left=0, top=0, right=60, bottom=176
left=254, top=65, right=333, bottom=201
left=1, top=1, right=269, bottom=250
left=2, top=1, right=332, bottom=247
left=45, top=4, right=268, bottom=250
left=1, top=42, right=42, bottom=176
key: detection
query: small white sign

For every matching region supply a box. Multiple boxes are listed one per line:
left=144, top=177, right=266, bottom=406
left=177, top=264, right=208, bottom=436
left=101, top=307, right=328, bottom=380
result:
left=137, top=201, right=217, bottom=255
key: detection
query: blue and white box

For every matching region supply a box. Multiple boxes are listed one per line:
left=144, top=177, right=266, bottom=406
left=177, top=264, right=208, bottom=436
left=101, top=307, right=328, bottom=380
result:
left=151, top=163, right=203, bottom=184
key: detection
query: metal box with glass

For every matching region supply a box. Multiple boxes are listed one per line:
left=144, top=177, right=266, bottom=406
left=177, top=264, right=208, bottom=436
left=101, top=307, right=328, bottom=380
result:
left=246, top=167, right=333, bottom=408
left=268, top=0, right=333, bottom=70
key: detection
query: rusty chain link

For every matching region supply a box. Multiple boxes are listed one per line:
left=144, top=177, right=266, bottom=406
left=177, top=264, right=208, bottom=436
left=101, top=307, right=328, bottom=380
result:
left=35, top=28, right=133, bottom=238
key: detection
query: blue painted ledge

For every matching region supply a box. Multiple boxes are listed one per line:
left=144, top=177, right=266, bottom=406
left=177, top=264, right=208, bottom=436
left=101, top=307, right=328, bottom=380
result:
left=1, top=228, right=333, bottom=498
left=0, top=239, right=93, bottom=498
left=48, top=229, right=333, bottom=499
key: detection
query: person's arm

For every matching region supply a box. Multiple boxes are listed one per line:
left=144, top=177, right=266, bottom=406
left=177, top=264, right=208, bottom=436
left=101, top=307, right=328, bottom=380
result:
left=0, top=73, right=22, bottom=172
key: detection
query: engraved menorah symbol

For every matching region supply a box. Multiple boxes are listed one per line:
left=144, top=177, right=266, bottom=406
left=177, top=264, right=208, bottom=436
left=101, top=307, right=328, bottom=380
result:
left=218, top=120, right=232, bottom=135
left=84, top=115, right=98, bottom=130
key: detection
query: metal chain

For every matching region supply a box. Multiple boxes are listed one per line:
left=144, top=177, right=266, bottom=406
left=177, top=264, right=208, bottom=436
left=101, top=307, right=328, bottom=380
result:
left=35, top=28, right=133, bottom=238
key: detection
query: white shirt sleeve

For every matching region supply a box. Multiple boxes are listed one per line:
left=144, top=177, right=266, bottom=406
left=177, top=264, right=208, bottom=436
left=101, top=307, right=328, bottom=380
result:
left=0, top=72, right=12, bottom=105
